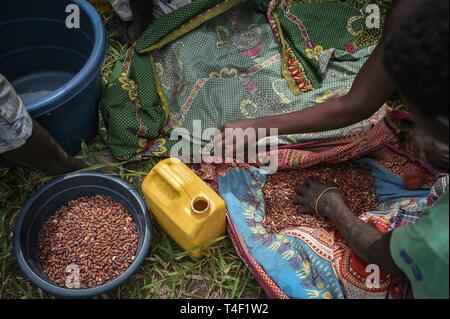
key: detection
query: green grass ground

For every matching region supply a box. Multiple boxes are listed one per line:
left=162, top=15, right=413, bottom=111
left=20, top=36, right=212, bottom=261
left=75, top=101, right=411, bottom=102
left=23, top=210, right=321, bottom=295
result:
left=0, top=11, right=262, bottom=299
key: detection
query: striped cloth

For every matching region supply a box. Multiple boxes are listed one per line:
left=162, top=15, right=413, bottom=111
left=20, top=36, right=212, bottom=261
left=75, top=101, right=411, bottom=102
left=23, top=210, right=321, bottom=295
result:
left=428, top=174, right=449, bottom=206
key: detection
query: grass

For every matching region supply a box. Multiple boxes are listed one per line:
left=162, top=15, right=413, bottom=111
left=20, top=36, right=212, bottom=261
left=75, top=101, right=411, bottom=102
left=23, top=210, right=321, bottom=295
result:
left=0, top=9, right=262, bottom=299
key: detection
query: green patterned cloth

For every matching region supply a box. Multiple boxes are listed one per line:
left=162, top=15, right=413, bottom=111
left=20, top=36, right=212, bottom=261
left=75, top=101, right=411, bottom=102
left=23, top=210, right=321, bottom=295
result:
left=99, top=0, right=389, bottom=161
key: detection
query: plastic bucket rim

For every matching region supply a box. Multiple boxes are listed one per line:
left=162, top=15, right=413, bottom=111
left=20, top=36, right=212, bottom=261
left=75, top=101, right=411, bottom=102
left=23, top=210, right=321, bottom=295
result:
left=13, top=172, right=152, bottom=298
left=17, top=0, right=108, bottom=117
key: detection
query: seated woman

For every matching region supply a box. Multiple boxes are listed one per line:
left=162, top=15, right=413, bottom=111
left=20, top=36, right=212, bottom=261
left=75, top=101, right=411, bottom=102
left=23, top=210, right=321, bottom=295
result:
left=295, top=0, right=448, bottom=299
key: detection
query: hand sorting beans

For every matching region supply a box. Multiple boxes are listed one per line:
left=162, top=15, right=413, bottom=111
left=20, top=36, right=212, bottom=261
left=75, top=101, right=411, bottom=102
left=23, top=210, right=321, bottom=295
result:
left=38, top=196, right=139, bottom=289
left=263, top=162, right=378, bottom=233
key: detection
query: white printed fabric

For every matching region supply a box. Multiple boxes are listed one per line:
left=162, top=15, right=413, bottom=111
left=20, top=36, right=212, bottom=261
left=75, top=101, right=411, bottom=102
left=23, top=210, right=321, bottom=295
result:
left=0, top=74, right=33, bottom=154
left=109, top=0, right=133, bottom=21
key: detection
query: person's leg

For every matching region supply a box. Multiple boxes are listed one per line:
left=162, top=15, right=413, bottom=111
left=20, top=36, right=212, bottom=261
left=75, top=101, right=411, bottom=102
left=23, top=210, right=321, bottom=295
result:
left=127, top=0, right=153, bottom=41
left=1, top=74, right=86, bottom=176
left=3, top=120, right=87, bottom=175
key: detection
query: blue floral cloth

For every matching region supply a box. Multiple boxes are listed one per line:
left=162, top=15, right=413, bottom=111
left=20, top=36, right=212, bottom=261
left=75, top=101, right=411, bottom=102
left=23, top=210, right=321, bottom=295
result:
left=218, top=156, right=432, bottom=299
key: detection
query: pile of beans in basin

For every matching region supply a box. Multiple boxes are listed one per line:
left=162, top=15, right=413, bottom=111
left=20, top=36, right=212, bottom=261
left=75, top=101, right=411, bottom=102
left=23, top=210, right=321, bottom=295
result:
left=38, top=195, right=139, bottom=289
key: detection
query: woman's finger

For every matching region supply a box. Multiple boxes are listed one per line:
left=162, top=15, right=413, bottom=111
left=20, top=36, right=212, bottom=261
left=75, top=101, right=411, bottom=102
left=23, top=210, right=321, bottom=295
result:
left=295, top=185, right=307, bottom=195
left=297, top=206, right=314, bottom=215
left=294, top=194, right=304, bottom=205
left=306, top=176, right=319, bottom=186
left=212, top=128, right=225, bottom=148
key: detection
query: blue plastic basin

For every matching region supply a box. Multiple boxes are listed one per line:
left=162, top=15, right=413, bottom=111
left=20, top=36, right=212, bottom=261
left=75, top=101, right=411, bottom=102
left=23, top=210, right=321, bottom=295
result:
left=0, top=0, right=107, bottom=155
left=14, top=173, right=153, bottom=298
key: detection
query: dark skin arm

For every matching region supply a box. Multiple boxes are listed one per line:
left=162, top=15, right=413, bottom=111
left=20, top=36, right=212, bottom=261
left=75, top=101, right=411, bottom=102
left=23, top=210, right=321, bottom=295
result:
left=295, top=178, right=404, bottom=277
left=215, top=0, right=414, bottom=146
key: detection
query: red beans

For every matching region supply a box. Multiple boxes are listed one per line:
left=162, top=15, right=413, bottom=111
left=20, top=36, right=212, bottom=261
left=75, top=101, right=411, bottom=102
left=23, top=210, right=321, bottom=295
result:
left=263, top=162, right=378, bottom=233
left=38, top=196, right=139, bottom=289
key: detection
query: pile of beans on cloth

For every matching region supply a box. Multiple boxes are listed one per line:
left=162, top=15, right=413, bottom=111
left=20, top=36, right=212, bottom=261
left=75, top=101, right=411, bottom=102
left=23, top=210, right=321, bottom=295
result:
left=263, top=162, right=379, bottom=233
left=38, top=195, right=139, bottom=289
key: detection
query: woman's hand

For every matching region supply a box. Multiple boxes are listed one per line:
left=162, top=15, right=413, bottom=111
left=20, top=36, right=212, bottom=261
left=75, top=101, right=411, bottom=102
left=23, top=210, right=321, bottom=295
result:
left=213, top=118, right=268, bottom=153
left=295, top=177, right=346, bottom=220
left=295, top=180, right=403, bottom=277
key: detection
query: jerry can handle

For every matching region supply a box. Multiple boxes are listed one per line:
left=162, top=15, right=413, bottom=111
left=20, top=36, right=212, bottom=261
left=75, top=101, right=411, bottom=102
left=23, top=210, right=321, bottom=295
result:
left=153, top=165, right=183, bottom=195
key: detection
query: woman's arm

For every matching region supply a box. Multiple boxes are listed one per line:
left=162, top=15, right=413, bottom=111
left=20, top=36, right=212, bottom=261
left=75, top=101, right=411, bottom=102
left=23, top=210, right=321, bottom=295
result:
left=217, top=0, right=412, bottom=138
left=262, top=34, right=395, bottom=136
left=322, top=195, right=403, bottom=276
left=296, top=178, right=404, bottom=276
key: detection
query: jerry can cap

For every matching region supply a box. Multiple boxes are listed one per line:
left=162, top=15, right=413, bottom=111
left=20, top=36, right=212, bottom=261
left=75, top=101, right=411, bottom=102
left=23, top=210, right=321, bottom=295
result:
left=191, top=196, right=211, bottom=215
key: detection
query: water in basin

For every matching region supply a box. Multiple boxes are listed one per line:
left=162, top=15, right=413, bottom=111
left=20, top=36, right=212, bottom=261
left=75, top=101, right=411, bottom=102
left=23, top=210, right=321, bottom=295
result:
left=12, top=70, right=74, bottom=105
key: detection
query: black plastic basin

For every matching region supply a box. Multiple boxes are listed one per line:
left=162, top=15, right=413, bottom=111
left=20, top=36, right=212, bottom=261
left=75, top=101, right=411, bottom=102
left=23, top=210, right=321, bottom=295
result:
left=13, top=172, right=152, bottom=298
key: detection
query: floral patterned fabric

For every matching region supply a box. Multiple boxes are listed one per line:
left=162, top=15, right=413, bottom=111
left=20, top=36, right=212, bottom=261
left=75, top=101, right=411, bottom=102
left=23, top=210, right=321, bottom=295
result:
left=99, top=0, right=389, bottom=161
left=216, top=147, right=436, bottom=299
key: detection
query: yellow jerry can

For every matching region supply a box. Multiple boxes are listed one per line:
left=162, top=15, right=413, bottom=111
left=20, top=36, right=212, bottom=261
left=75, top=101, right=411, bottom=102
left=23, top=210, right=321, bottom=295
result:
left=142, top=157, right=226, bottom=259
